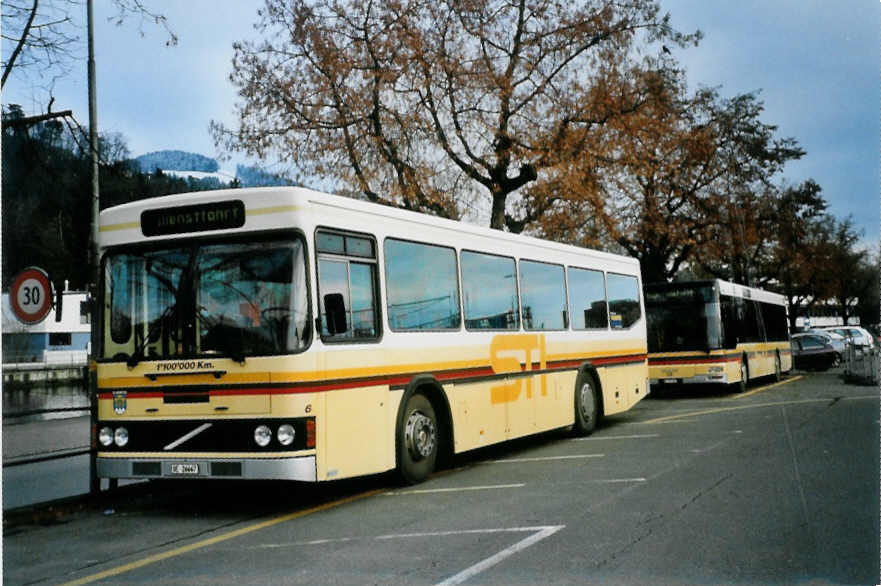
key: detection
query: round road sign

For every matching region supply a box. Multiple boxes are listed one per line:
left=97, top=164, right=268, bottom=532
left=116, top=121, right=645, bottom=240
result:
left=9, top=267, right=53, bottom=324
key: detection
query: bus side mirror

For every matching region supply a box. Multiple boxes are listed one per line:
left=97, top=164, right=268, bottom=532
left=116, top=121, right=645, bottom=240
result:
left=323, top=293, right=347, bottom=335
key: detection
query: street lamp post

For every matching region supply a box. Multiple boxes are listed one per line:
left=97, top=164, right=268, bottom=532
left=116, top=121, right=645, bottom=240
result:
left=87, top=0, right=101, bottom=495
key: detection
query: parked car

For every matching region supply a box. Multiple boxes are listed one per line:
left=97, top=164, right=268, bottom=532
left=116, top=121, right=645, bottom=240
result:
left=803, top=330, right=846, bottom=366
left=818, top=326, right=875, bottom=348
left=791, top=333, right=838, bottom=371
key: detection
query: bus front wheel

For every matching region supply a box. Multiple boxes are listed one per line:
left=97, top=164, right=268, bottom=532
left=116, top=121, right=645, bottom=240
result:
left=397, top=393, right=438, bottom=484
left=573, top=372, right=599, bottom=436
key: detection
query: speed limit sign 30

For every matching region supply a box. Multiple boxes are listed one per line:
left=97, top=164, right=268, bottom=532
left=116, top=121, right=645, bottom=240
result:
left=9, top=267, right=54, bottom=324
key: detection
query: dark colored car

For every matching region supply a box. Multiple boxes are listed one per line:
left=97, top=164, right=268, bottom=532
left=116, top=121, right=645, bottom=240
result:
left=791, top=333, right=837, bottom=371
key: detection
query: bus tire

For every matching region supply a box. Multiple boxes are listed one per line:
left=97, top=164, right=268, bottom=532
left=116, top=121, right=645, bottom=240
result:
left=573, top=371, right=600, bottom=436
left=396, top=393, right=438, bottom=484
left=774, top=352, right=782, bottom=382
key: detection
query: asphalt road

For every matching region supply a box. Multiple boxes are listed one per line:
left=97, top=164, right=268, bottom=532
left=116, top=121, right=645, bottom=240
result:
left=3, top=370, right=879, bottom=585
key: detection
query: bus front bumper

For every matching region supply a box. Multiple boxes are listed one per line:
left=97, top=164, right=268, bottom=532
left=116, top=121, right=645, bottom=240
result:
left=97, top=455, right=317, bottom=481
left=650, top=373, right=730, bottom=385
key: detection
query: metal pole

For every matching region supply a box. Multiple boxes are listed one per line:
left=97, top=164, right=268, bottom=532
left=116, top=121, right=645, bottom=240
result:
left=87, top=0, right=101, bottom=495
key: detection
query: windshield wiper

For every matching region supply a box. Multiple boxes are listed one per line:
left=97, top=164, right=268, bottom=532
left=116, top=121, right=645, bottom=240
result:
left=126, top=306, right=176, bottom=368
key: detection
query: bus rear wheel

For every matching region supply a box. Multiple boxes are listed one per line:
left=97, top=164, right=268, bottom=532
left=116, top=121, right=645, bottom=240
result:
left=397, top=393, right=438, bottom=484
left=573, top=372, right=599, bottom=436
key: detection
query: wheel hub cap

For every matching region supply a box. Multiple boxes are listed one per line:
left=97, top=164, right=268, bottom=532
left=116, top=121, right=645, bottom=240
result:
left=404, top=411, right=436, bottom=460
left=579, top=383, right=595, bottom=422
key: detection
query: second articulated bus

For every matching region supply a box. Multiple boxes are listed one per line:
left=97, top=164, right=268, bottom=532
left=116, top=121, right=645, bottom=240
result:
left=96, top=186, right=649, bottom=484
left=645, top=279, right=791, bottom=392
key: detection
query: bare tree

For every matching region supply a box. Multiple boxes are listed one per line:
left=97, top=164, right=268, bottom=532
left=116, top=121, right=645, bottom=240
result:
left=2, top=0, right=176, bottom=95
left=2, top=0, right=79, bottom=90
left=214, top=0, right=698, bottom=228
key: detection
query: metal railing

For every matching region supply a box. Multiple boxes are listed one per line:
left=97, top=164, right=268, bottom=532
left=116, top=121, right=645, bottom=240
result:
left=843, top=343, right=879, bottom=385
left=2, top=406, right=91, bottom=468
left=3, top=406, right=90, bottom=419
left=4, top=446, right=92, bottom=467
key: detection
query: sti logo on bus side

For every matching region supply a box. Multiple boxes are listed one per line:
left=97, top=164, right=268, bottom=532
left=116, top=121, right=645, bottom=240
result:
left=489, top=334, right=548, bottom=404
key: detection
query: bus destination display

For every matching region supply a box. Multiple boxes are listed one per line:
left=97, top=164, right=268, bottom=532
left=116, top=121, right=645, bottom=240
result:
left=141, top=200, right=245, bottom=236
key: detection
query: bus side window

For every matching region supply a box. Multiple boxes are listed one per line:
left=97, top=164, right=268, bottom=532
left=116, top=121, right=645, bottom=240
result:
left=568, top=266, right=607, bottom=330
left=607, top=273, right=641, bottom=329
left=316, top=230, right=380, bottom=342
left=744, top=300, right=762, bottom=343
left=384, top=238, right=461, bottom=331
left=461, top=250, right=519, bottom=330
left=519, top=259, right=567, bottom=330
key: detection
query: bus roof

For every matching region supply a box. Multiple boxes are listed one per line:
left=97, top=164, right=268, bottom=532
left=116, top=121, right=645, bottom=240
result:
left=99, top=186, right=639, bottom=273
left=645, top=278, right=786, bottom=307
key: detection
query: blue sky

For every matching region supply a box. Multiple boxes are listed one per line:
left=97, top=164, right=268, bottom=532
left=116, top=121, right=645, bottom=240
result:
left=3, top=1, right=879, bottom=246
left=662, top=0, right=880, bottom=249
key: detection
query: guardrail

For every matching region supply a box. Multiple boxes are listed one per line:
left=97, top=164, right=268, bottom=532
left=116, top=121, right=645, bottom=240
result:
left=2, top=363, right=88, bottom=385
left=3, top=406, right=90, bottom=419
left=2, top=406, right=91, bottom=468
left=4, top=446, right=92, bottom=467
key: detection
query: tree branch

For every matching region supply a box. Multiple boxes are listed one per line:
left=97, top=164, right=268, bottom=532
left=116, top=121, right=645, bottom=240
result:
left=2, top=0, right=39, bottom=89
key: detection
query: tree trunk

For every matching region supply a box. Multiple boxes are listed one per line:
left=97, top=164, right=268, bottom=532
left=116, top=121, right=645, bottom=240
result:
left=490, top=188, right=507, bottom=231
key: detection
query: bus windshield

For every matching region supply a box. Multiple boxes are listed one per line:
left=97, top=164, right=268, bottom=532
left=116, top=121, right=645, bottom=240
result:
left=102, top=237, right=310, bottom=363
left=645, top=283, right=722, bottom=352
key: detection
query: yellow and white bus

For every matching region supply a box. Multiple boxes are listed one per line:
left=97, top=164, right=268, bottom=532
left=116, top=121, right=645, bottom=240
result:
left=645, top=279, right=792, bottom=392
left=96, top=187, right=648, bottom=484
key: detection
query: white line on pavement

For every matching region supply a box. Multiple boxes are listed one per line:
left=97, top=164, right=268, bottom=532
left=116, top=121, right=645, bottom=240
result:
left=383, top=483, right=526, bottom=496
left=573, top=433, right=660, bottom=441
left=588, top=478, right=647, bottom=483
left=491, top=454, right=604, bottom=464
left=431, top=526, right=566, bottom=586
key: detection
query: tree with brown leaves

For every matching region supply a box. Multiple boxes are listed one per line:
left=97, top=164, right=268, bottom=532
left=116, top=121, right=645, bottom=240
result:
left=213, top=0, right=698, bottom=228
left=553, top=83, right=804, bottom=283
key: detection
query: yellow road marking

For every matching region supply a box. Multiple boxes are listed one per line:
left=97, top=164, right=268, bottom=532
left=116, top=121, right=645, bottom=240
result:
left=639, top=398, right=812, bottom=425
left=62, top=489, right=381, bottom=586
left=730, top=375, right=803, bottom=399
left=639, top=394, right=877, bottom=426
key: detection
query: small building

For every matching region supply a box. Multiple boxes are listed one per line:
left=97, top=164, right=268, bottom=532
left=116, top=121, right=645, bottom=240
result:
left=2, top=290, right=91, bottom=366
left=794, top=300, right=860, bottom=331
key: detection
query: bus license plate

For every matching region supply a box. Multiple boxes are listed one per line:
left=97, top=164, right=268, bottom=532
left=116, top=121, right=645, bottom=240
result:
left=170, top=463, right=199, bottom=475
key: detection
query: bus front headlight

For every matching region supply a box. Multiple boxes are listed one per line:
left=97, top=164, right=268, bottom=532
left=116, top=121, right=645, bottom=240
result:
left=277, top=424, right=295, bottom=446
left=254, top=425, right=272, bottom=447
left=114, top=427, right=129, bottom=447
left=99, top=427, right=114, bottom=447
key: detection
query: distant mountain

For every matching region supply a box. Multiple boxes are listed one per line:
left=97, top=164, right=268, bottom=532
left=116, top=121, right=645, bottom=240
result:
left=161, top=169, right=237, bottom=184
left=133, top=150, right=291, bottom=188
left=235, top=164, right=289, bottom=188
left=135, top=150, right=219, bottom=173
